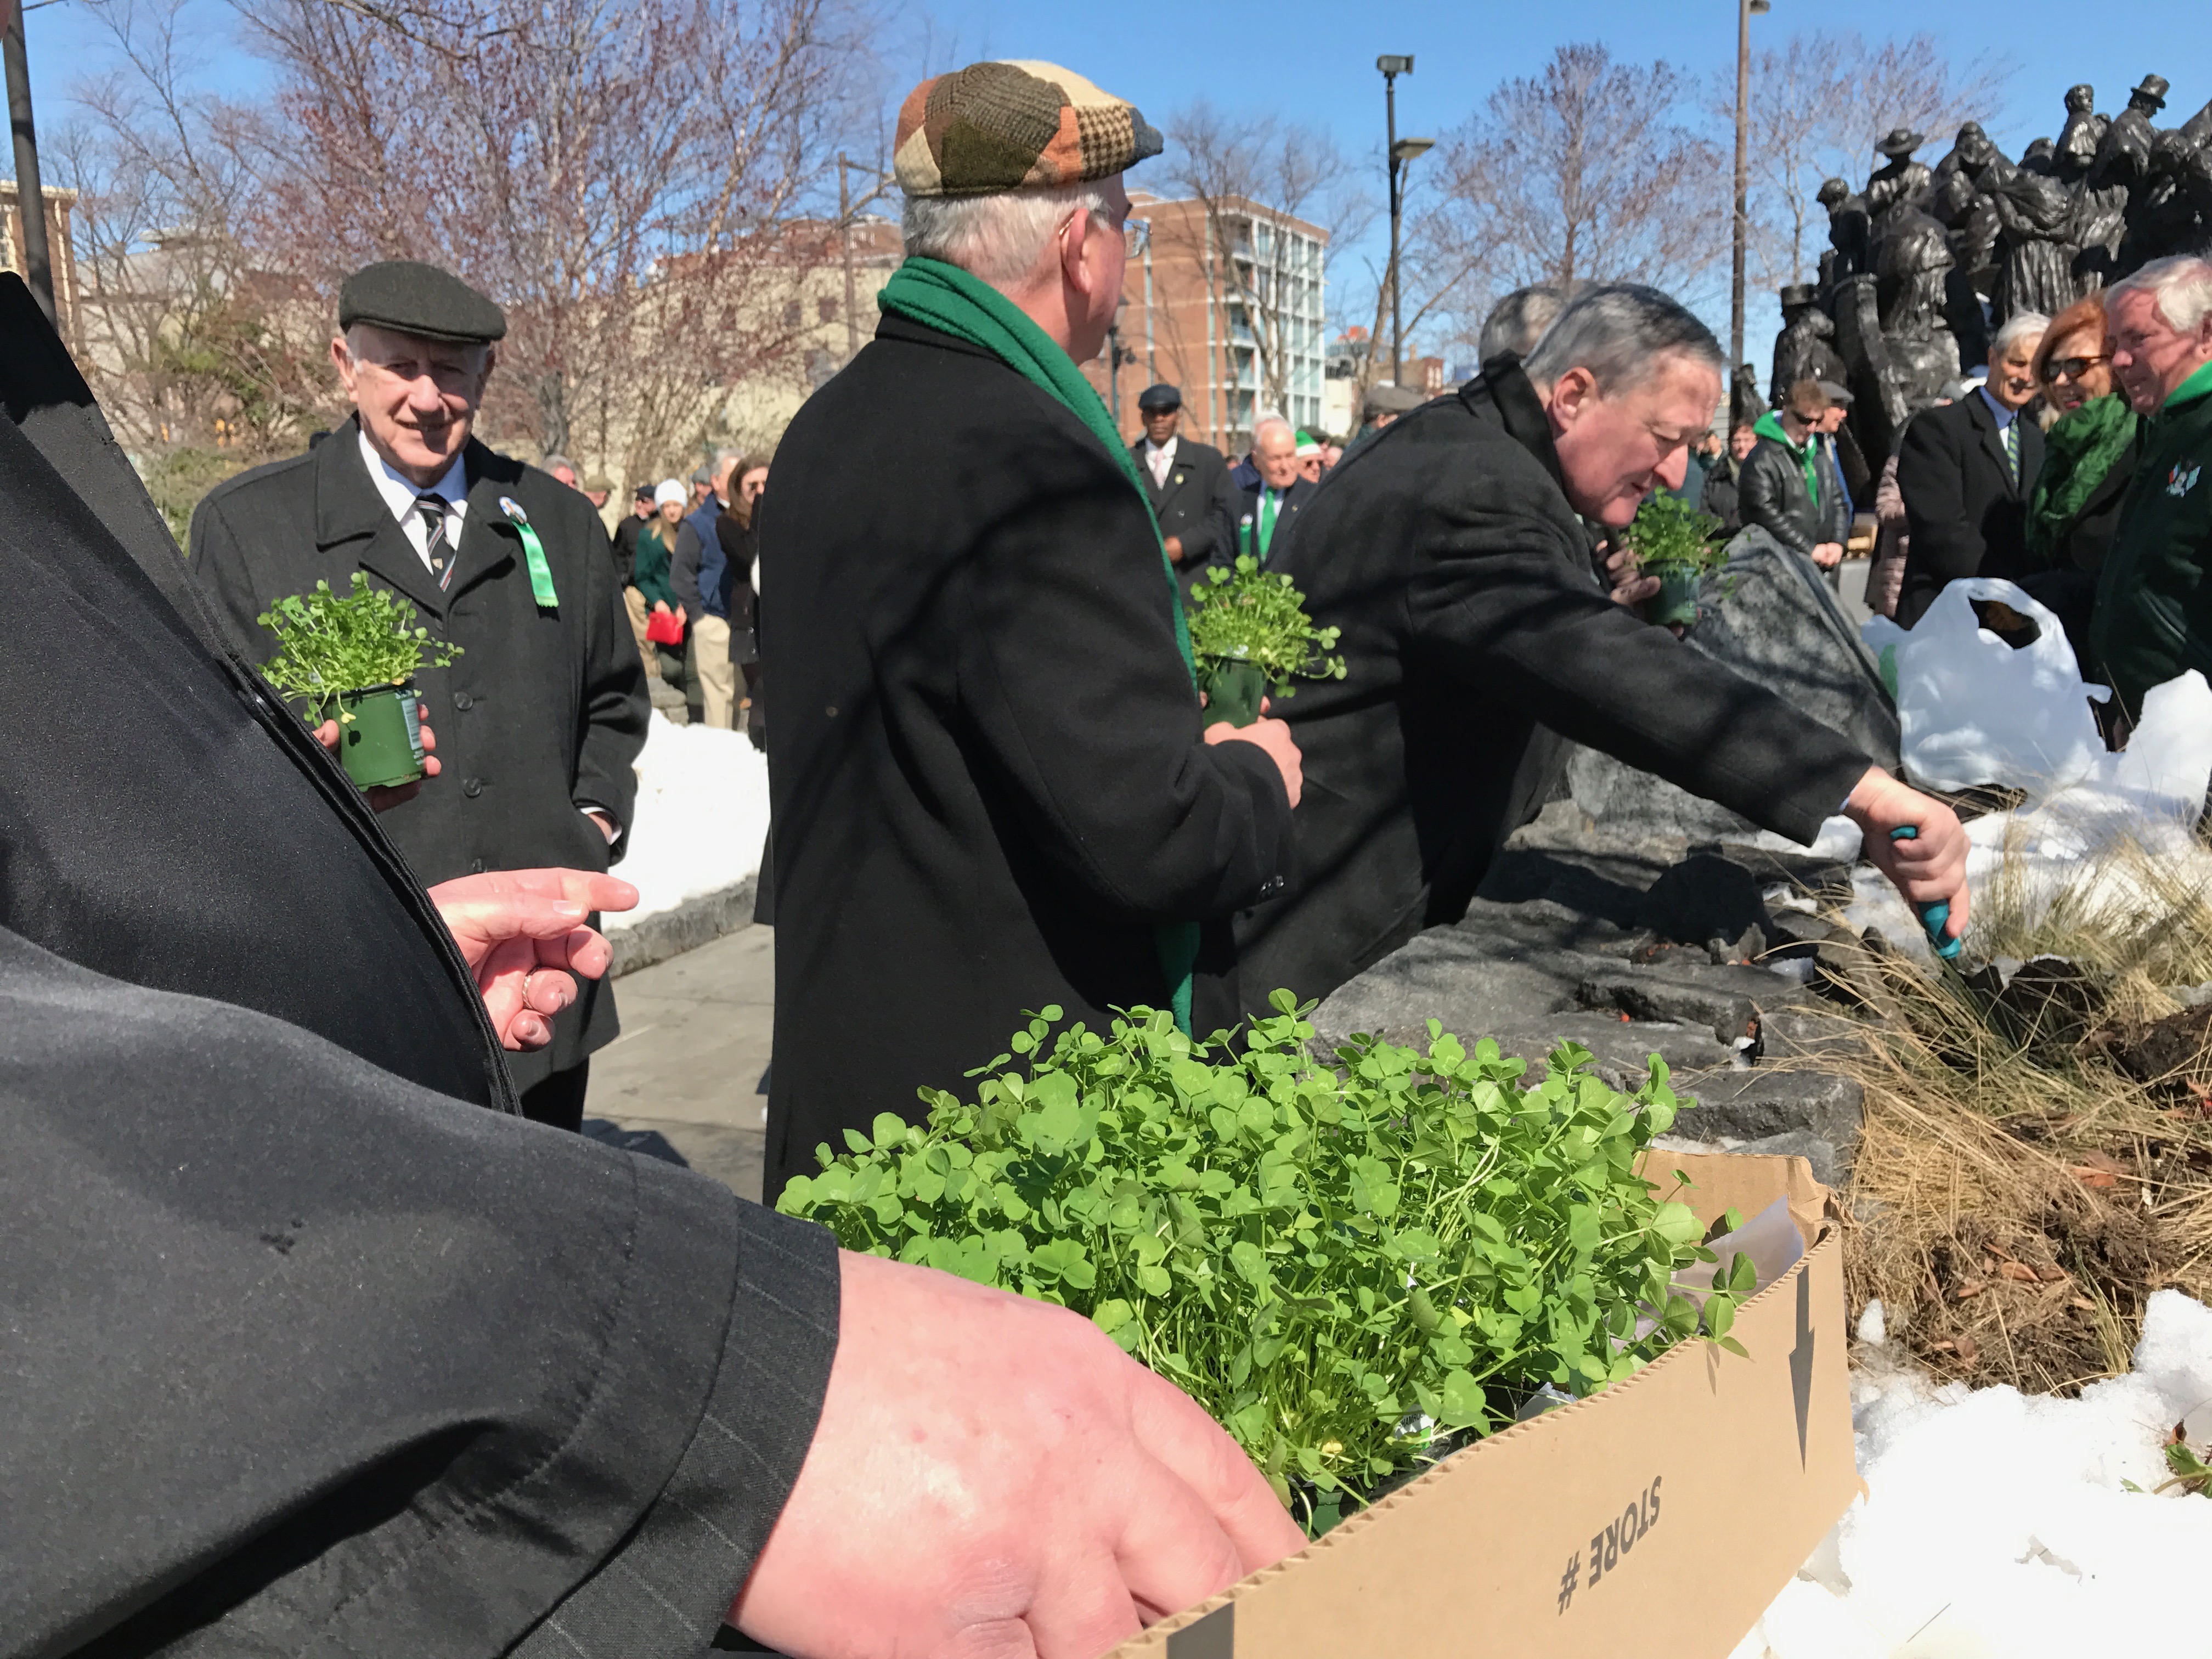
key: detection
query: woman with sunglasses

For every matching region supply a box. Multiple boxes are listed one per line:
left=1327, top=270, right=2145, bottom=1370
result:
left=2021, top=291, right=2139, bottom=702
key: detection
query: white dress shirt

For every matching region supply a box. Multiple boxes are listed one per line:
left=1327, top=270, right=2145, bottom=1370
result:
left=1142, top=435, right=1178, bottom=490
left=358, top=427, right=468, bottom=573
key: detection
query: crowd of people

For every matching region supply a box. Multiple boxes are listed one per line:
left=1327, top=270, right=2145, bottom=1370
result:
left=1681, top=258, right=2212, bottom=747
left=35, top=43, right=2212, bottom=1659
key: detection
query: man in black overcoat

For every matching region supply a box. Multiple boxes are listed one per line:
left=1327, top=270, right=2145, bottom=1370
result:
left=190, top=261, right=650, bottom=1128
left=1235, top=284, right=1974, bottom=1009
left=759, top=60, right=1301, bottom=1199
left=1132, top=380, right=1235, bottom=584
left=1895, top=311, right=2051, bottom=625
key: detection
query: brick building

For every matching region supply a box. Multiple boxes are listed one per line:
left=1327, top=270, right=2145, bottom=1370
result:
left=1, top=181, right=81, bottom=347
left=1087, top=190, right=1329, bottom=454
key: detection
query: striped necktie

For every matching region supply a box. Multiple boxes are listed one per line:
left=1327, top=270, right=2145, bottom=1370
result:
left=414, top=493, right=455, bottom=590
left=2001, top=416, right=2019, bottom=486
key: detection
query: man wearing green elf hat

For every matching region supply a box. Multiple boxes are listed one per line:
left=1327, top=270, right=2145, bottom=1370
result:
left=759, top=60, right=1302, bottom=1199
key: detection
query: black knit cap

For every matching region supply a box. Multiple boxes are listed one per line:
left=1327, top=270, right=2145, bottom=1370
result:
left=338, top=260, right=507, bottom=344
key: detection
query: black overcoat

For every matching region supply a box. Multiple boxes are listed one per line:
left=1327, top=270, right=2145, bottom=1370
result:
left=1233, top=475, right=1319, bottom=566
left=1895, top=393, right=2047, bottom=625
left=1132, top=434, right=1236, bottom=577
left=189, top=417, right=651, bottom=1088
left=759, top=314, right=1293, bottom=1199
left=0, top=274, right=510, bottom=1110
left=1234, top=364, right=1874, bottom=1008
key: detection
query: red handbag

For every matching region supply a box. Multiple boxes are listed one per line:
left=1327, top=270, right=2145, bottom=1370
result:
left=646, top=608, right=686, bottom=646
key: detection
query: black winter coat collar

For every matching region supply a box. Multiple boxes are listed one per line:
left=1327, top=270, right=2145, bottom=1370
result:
left=1460, top=360, right=1572, bottom=501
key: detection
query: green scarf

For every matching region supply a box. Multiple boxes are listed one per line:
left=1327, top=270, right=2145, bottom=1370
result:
left=877, top=256, right=1204, bottom=1035
left=2027, top=393, right=2138, bottom=567
left=1753, top=408, right=1821, bottom=503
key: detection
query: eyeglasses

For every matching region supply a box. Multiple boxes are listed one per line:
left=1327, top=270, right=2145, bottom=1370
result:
left=2046, top=355, right=2111, bottom=381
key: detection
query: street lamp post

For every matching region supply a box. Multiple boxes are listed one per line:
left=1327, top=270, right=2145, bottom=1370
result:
left=837, top=154, right=896, bottom=364
left=1729, top=0, right=1772, bottom=387
left=1378, top=56, right=1431, bottom=390
left=3, top=0, right=56, bottom=329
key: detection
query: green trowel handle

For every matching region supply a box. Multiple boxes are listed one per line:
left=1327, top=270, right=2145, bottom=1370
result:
left=1889, top=826, right=1962, bottom=961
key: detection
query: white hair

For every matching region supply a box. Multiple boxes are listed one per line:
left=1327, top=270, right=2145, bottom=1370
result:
left=1251, top=416, right=1295, bottom=449
left=1990, top=311, right=2051, bottom=356
left=342, top=322, right=491, bottom=373
left=2108, top=256, right=2212, bottom=336
left=902, top=182, right=1113, bottom=288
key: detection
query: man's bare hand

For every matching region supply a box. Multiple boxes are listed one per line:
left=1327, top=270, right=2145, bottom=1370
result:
left=733, top=1252, right=1305, bottom=1658
left=1164, top=533, right=1185, bottom=565
left=317, top=715, right=438, bottom=811
left=1843, top=767, right=1971, bottom=944
left=426, top=868, right=639, bottom=1050
left=1603, top=541, right=1660, bottom=608
left=1207, top=709, right=1302, bottom=808
left=1812, top=541, right=1844, bottom=569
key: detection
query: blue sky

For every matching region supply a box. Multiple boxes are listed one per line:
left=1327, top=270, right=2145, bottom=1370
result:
left=20, top=0, right=2212, bottom=364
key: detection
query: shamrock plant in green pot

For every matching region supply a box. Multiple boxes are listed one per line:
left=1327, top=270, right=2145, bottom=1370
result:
left=1621, top=492, right=1726, bottom=629
left=1184, top=555, right=1346, bottom=728
left=257, top=573, right=461, bottom=790
left=780, top=992, right=1754, bottom=1536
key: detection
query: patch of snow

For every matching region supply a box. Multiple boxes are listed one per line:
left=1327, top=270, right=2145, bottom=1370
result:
left=1845, top=585, right=2212, bottom=962
left=1732, top=1290, right=2212, bottom=1658
left=607, top=714, right=771, bottom=927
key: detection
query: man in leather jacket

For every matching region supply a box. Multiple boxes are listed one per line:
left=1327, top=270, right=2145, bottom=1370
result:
left=1741, top=379, right=1849, bottom=573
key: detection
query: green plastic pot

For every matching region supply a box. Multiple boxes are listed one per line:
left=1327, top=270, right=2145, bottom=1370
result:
left=335, top=681, right=425, bottom=789
left=1645, top=565, right=1703, bottom=629
left=1200, top=658, right=1268, bottom=728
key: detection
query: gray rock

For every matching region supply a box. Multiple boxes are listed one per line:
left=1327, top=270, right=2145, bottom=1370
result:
left=1565, top=527, right=1898, bottom=843
left=2168, top=984, right=2212, bottom=1009
left=1671, top=1068, right=1864, bottom=1149
left=606, top=877, right=758, bottom=977
left=1574, top=965, right=1768, bottom=1046
left=1725, top=1129, right=1842, bottom=1189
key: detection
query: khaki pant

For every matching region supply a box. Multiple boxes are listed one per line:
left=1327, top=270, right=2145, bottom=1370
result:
left=693, top=614, right=736, bottom=729
left=622, top=586, right=659, bottom=678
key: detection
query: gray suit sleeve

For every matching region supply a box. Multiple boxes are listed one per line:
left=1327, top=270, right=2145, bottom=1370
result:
left=0, top=926, right=836, bottom=1659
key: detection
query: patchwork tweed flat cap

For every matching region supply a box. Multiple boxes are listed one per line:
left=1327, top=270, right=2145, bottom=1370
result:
left=894, top=60, right=1163, bottom=199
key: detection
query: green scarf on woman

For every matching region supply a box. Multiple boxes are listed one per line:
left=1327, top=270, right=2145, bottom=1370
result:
left=876, top=255, right=1205, bottom=1035
left=2027, top=393, right=2137, bottom=567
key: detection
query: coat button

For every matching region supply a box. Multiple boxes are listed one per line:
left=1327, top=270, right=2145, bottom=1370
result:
left=453, top=691, right=473, bottom=710
left=462, top=777, right=483, bottom=798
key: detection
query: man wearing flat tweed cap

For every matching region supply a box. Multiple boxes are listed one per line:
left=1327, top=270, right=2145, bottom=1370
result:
left=760, top=59, right=1304, bottom=1201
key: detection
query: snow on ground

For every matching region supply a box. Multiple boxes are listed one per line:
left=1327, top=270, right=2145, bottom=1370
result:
left=608, top=714, right=771, bottom=927
left=1848, top=582, right=2212, bottom=962
left=1729, top=1290, right=2212, bottom=1659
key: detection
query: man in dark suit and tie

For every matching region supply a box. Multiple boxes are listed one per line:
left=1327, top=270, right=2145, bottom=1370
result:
left=1130, top=382, right=1235, bottom=583
left=1895, top=311, right=2051, bottom=625
left=1234, top=415, right=1319, bottom=566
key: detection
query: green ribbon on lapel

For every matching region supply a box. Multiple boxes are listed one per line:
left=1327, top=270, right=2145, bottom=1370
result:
left=499, top=496, right=558, bottom=609
left=877, top=256, right=1203, bottom=1035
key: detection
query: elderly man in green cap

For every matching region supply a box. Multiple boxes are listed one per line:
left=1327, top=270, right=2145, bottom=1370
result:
left=188, top=259, right=649, bottom=1131
left=759, top=60, right=1304, bottom=1199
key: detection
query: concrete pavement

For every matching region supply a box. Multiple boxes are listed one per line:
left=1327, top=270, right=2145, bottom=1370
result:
left=586, top=923, right=772, bottom=1203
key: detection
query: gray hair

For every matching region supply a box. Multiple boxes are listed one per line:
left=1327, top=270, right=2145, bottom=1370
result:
left=1519, top=284, right=1724, bottom=395
left=2108, top=256, right=2212, bottom=336
left=541, top=453, right=576, bottom=475
left=1251, top=415, right=1295, bottom=449
left=341, top=322, right=491, bottom=374
left=1990, top=310, right=2051, bottom=356
left=1479, top=283, right=1572, bottom=363
left=902, top=181, right=1113, bottom=288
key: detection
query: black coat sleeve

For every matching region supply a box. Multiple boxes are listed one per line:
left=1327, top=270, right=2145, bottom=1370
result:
left=670, top=521, right=708, bottom=623
left=0, top=925, right=835, bottom=1659
left=1739, top=445, right=1816, bottom=558
left=1407, top=489, right=1871, bottom=845
left=960, top=428, right=1292, bottom=921
left=566, top=490, right=651, bottom=845
left=1897, top=409, right=1987, bottom=593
